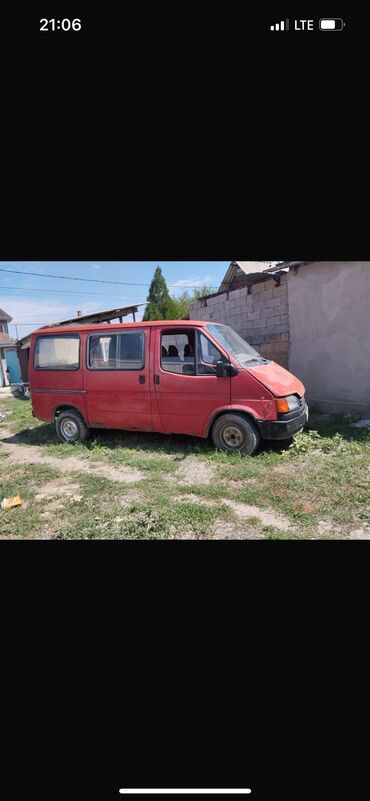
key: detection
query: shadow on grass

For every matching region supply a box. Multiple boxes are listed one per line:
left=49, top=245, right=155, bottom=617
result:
left=4, top=409, right=364, bottom=456
left=260, top=438, right=293, bottom=454
left=2, top=423, right=215, bottom=456
left=2, top=422, right=294, bottom=458
left=306, top=411, right=370, bottom=443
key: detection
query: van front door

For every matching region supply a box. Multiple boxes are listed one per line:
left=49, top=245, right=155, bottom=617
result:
left=84, top=328, right=153, bottom=431
left=153, top=327, right=231, bottom=437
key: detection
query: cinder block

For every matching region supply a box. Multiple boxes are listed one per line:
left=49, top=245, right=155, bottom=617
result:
left=270, top=296, right=282, bottom=307
left=251, top=283, right=264, bottom=295
left=261, top=307, right=275, bottom=319
left=274, top=284, right=288, bottom=296
left=281, top=332, right=290, bottom=341
left=274, top=341, right=288, bottom=353
left=249, top=336, right=263, bottom=346
left=278, top=306, right=289, bottom=318
left=247, top=311, right=260, bottom=320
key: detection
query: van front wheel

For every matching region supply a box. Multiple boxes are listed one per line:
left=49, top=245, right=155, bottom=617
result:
left=212, top=413, right=260, bottom=456
left=55, top=409, right=90, bottom=444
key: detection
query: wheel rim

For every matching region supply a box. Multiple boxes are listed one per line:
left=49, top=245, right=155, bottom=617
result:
left=61, top=418, right=79, bottom=440
left=221, top=424, right=245, bottom=450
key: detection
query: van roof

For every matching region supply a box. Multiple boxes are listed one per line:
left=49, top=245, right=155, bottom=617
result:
left=31, top=320, right=216, bottom=336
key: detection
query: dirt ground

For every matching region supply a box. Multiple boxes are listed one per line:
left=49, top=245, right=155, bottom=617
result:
left=1, top=396, right=370, bottom=539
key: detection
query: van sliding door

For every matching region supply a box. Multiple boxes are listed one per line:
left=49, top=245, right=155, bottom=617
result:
left=83, top=328, right=153, bottom=431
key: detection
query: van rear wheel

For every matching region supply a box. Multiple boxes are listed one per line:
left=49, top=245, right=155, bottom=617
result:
left=55, top=409, right=90, bottom=444
left=212, top=413, right=260, bottom=456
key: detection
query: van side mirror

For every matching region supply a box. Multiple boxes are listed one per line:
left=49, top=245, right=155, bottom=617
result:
left=216, top=360, right=227, bottom=377
left=216, top=360, right=238, bottom=377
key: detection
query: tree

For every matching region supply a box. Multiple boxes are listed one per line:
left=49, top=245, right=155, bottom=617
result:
left=143, top=267, right=178, bottom=321
left=172, top=290, right=192, bottom=319
left=171, top=285, right=214, bottom=319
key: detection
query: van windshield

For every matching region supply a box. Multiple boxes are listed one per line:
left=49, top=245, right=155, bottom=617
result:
left=206, top=324, right=268, bottom=367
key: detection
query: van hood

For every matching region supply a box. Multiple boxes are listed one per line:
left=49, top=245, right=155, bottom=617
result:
left=246, top=361, right=305, bottom=398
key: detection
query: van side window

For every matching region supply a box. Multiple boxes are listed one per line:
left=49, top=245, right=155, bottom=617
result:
left=161, top=330, right=195, bottom=375
left=88, top=332, right=144, bottom=370
left=34, top=335, right=80, bottom=370
left=197, top=332, right=222, bottom=375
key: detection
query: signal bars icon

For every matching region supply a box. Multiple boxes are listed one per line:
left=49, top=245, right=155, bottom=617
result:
left=270, top=19, right=289, bottom=31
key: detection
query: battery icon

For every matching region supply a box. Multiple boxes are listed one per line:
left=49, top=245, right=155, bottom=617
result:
left=319, top=18, right=344, bottom=30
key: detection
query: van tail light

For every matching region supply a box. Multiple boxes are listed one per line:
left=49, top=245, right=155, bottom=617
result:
left=275, top=398, right=290, bottom=414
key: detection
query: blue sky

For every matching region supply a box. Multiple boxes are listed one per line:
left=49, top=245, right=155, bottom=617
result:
left=0, top=261, right=230, bottom=338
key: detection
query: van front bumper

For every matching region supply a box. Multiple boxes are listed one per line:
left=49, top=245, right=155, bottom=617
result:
left=259, top=402, right=309, bottom=440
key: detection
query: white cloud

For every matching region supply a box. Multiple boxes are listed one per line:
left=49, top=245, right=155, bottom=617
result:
left=1, top=297, right=107, bottom=340
left=170, top=275, right=213, bottom=291
left=1, top=297, right=74, bottom=323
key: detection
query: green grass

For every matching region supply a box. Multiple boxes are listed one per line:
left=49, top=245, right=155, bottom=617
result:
left=0, top=463, right=62, bottom=538
left=1, top=397, right=370, bottom=539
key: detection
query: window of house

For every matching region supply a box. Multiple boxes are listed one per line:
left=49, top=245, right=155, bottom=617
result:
left=88, top=332, right=144, bottom=370
left=34, top=335, right=80, bottom=370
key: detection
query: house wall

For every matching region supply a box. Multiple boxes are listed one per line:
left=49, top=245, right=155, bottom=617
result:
left=288, top=262, right=370, bottom=415
left=1, top=355, right=8, bottom=386
left=189, top=274, right=290, bottom=368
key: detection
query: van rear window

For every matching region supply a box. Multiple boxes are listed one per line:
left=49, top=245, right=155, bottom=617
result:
left=34, top=335, right=80, bottom=370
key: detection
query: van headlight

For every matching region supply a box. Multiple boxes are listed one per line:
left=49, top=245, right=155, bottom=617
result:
left=276, top=395, right=301, bottom=414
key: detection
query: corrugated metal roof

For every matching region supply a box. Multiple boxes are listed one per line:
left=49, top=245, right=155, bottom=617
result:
left=219, top=261, right=272, bottom=292
left=42, top=305, right=140, bottom=327
left=235, top=261, right=272, bottom=274
left=0, top=332, right=15, bottom=347
left=0, top=308, right=12, bottom=322
left=15, top=304, right=142, bottom=348
left=263, top=261, right=315, bottom=272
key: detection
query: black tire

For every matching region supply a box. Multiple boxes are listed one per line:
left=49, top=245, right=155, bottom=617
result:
left=55, top=409, right=90, bottom=444
left=212, top=413, right=260, bottom=456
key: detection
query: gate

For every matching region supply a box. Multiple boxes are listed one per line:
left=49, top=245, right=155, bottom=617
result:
left=5, top=349, right=21, bottom=384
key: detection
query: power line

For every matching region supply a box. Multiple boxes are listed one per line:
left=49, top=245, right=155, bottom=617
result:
left=9, top=303, right=149, bottom=325
left=0, top=265, right=217, bottom=290
left=0, top=284, right=148, bottom=299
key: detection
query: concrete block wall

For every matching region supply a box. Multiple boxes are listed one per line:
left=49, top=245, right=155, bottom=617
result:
left=189, top=274, right=290, bottom=368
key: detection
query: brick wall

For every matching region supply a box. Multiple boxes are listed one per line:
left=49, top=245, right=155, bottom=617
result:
left=189, top=274, right=290, bottom=368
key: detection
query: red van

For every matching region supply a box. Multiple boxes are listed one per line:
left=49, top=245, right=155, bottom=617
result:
left=29, top=321, right=308, bottom=455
